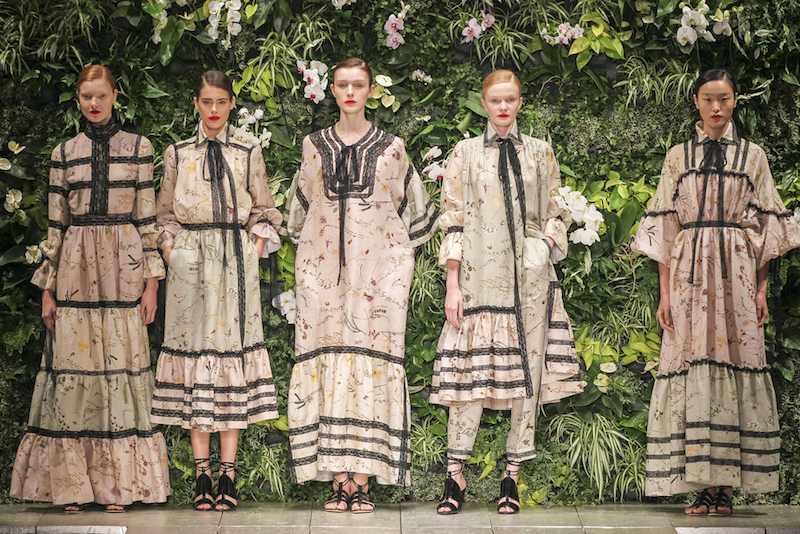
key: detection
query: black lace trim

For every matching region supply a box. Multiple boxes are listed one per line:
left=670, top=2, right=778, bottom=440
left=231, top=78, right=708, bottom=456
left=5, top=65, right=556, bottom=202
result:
left=463, top=305, right=516, bottom=316
left=289, top=433, right=402, bottom=453
left=647, top=427, right=780, bottom=444
left=408, top=203, right=439, bottom=242
left=70, top=180, right=136, bottom=190
left=654, top=358, right=772, bottom=379
left=182, top=222, right=246, bottom=231
left=49, top=220, right=67, bottom=231
left=84, top=118, right=121, bottom=141
left=289, top=416, right=409, bottom=439
left=294, top=345, right=404, bottom=366
left=42, top=367, right=152, bottom=377
left=435, top=363, right=524, bottom=373
left=431, top=378, right=529, bottom=391
left=673, top=170, right=754, bottom=202
left=51, top=155, right=155, bottom=170
left=447, top=448, right=475, bottom=458
left=71, top=214, right=132, bottom=226
left=143, top=247, right=157, bottom=252
left=154, top=377, right=274, bottom=395
left=291, top=448, right=411, bottom=471
left=681, top=221, right=742, bottom=230
left=646, top=464, right=779, bottom=478
left=642, top=209, right=678, bottom=218
left=151, top=405, right=277, bottom=422
left=158, top=341, right=268, bottom=359
left=436, top=346, right=522, bottom=358
left=446, top=226, right=463, bottom=234
left=55, top=298, right=141, bottom=308
left=396, top=165, right=414, bottom=218
left=295, top=187, right=309, bottom=212
left=747, top=202, right=793, bottom=218
left=27, top=426, right=160, bottom=440
left=49, top=185, right=68, bottom=197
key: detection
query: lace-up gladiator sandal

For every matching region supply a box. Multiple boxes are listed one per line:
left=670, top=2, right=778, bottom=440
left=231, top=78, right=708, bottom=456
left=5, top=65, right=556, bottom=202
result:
left=437, top=459, right=466, bottom=515
left=685, top=488, right=715, bottom=515
left=324, top=472, right=351, bottom=513
left=192, top=457, right=215, bottom=511
left=497, top=460, right=521, bottom=515
left=215, top=461, right=238, bottom=511
left=709, top=486, right=733, bottom=516
left=349, top=476, right=375, bottom=514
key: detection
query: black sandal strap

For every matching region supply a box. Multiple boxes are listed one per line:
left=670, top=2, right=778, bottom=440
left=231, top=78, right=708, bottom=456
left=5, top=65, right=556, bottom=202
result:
left=215, top=462, right=238, bottom=511
left=193, top=458, right=215, bottom=511
left=687, top=488, right=715, bottom=514
left=350, top=478, right=374, bottom=512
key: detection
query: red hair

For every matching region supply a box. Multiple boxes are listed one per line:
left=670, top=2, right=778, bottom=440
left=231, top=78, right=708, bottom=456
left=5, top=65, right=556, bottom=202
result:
left=76, top=65, right=117, bottom=92
left=481, top=69, right=521, bottom=99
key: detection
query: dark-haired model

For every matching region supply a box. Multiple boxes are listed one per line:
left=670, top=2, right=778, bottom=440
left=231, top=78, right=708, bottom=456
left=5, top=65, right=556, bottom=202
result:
left=632, top=69, right=800, bottom=515
left=152, top=70, right=283, bottom=511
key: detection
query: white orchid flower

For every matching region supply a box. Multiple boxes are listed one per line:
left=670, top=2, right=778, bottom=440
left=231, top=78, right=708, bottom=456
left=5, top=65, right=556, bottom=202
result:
left=309, top=61, right=328, bottom=76
left=676, top=25, right=698, bottom=45
left=385, top=32, right=405, bottom=49
left=375, top=74, right=393, bottom=87
left=0, top=157, right=11, bottom=171
left=304, top=82, right=326, bottom=103
left=423, top=146, right=442, bottom=161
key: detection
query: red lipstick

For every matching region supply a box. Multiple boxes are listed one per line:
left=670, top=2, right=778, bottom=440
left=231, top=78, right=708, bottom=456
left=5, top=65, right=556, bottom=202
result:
left=90, top=110, right=100, bottom=115
left=209, top=116, right=220, bottom=121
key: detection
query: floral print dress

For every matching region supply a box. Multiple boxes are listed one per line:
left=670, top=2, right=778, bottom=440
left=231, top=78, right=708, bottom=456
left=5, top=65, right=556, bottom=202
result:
left=11, top=119, right=171, bottom=506
left=632, top=122, right=800, bottom=495
left=282, top=125, right=438, bottom=486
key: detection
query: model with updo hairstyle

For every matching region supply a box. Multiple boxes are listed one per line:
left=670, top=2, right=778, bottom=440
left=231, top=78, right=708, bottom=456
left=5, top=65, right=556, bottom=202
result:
left=282, top=57, right=438, bottom=512
left=431, top=69, right=582, bottom=515
left=11, top=64, right=170, bottom=512
left=632, top=68, right=800, bottom=515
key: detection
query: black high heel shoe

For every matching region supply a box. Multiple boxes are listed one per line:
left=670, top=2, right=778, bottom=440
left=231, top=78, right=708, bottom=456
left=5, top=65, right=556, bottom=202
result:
left=497, top=460, right=520, bottom=515
left=437, top=459, right=466, bottom=515
left=192, top=457, right=215, bottom=511
left=324, top=472, right=350, bottom=513
left=215, top=461, right=238, bottom=511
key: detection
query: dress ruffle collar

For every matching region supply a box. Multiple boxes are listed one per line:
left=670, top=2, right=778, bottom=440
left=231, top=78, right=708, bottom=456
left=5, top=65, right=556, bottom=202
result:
left=483, top=120, right=523, bottom=147
left=85, top=118, right=121, bottom=141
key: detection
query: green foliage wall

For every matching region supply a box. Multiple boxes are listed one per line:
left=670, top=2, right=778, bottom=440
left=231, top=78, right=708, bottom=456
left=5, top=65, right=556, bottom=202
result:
left=2, top=0, right=800, bottom=506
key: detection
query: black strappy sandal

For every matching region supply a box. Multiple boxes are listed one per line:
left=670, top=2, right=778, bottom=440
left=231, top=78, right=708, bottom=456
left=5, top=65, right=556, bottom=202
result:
left=709, top=486, right=733, bottom=516
left=192, top=457, right=215, bottom=511
left=685, top=487, right=715, bottom=515
left=437, top=459, right=466, bottom=515
left=324, top=472, right=350, bottom=513
left=215, top=461, right=238, bottom=511
left=497, top=460, right=521, bottom=515
left=349, top=477, right=375, bottom=514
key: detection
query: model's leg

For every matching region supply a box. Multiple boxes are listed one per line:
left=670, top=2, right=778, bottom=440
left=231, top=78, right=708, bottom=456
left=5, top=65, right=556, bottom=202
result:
left=685, top=487, right=717, bottom=514
left=215, top=429, right=240, bottom=511
left=350, top=473, right=374, bottom=513
left=499, top=396, right=537, bottom=514
left=324, top=472, right=352, bottom=512
left=437, top=400, right=483, bottom=514
left=190, top=429, right=214, bottom=510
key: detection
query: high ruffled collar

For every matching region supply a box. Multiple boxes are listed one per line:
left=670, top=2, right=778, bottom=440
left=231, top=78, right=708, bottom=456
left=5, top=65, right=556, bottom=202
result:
left=695, top=120, right=739, bottom=145
left=85, top=117, right=121, bottom=141
left=483, top=120, right=523, bottom=147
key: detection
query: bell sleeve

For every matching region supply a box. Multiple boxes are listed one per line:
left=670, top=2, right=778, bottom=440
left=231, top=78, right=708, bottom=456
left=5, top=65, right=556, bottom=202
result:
left=541, top=142, right=570, bottom=263
left=437, top=140, right=465, bottom=268
left=246, top=145, right=282, bottom=257
left=631, top=147, right=682, bottom=265
left=281, top=135, right=314, bottom=245
left=744, top=146, right=800, bottom=268
left=156, top=144, right=181, bottom=251
left=395, top=138, right=438, bottom=248
left=32, top=144, right=70, bottom=292
left=132, top=136, right=165, bottom=280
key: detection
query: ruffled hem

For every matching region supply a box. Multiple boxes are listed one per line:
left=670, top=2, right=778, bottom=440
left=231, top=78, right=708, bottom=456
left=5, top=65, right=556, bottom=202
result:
left=437, top=231, right=463, bottom=268
left=645, top=359, right=779, bottom=496
left=288, top=352, right=411, bottom=486
left=143, top=249, right=166, bottom=280
left=28, top=369, right=157, bottom=432
left=249, top=222, right=282, bottom=257
left=152, top=346, right=278, bottom=431
left=31, top=257, right=57, bottom=291
left=11, top=432, right=170, bottom=505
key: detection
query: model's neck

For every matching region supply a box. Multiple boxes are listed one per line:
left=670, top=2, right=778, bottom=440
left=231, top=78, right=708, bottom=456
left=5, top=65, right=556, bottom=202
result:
left=335, top=113, right=371, bottom=144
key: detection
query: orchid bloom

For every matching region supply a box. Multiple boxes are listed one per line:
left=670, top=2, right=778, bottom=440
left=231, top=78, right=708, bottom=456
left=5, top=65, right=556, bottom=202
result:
left=384, top=14, right=404, bottom=34
left=462, top=18, right=483, bottom=42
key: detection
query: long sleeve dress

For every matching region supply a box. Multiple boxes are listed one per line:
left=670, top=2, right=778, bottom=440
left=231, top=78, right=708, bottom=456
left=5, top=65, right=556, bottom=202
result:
left=430, top=122, right=582, bottom=414
left=151, top=123, right=282, bottom=432
left=632, top=121, right=800, bottom=495
left=11, top=119, right=171, bottom=506
left=282, top=125, right=438, bottom=486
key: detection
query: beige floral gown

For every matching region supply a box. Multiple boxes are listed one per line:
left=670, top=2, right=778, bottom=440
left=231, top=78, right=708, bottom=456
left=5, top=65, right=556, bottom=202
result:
left=430, top=122, right=582, bottom=418
left=151, top=123, right=282, bottom=432
left=282, top=126, right=438, bottom=486
left=11, top=119, right=171, bottom=506
left=632, top=122, right=800, bottom=495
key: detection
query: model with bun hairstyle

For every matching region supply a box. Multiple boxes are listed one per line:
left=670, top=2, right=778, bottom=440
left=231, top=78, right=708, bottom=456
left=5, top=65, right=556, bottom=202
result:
left=431, top=69, right=582, bottom=515
left=10, top=64, right=170, bottom=513
left=632, top=68, right=800, bottom=515
left=151, top=70, right=283, bottom=511
left=282, top=57, right=438, bottom=513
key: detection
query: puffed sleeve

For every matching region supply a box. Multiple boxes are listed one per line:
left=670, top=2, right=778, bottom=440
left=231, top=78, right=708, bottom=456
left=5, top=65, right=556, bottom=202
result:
left=246, top=145, right=282, bottom=257
left=156, top=144, right=181, bottom=251
left=631, top=146, right=682, bottom=265
left=32, top=144, right=70, bottom=291
left=540, top=142, right=570, bottom=263
left=132, top=136, right=165, bottom=280
left=438, top=140, right=465, bottom=267
left=395, top=138, right=438, bottom=248
left=744, top=146, right=800, bottom=268
left=281, top=135, right=314, bottom=245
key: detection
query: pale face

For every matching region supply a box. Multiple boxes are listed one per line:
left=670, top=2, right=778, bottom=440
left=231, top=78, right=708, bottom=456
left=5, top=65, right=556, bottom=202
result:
left=193, top=85, right=235, bottom=139
left=481, top=82, right=523, bottom=135
left=330, top=67, right=374, bottom=114
left=694, top=79, right=737, bottom=140
left=77, top=79, right=118, bottom=125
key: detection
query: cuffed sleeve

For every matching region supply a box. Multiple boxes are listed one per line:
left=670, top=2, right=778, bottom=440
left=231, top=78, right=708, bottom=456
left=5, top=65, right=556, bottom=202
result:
left=542, top=143, right=570, bottom=263
left=132, top=136, right=165, bottom=280
left=437, top=141, right=465, bottom=267
left=155, top=144, right=181, bottom=251
left=281, top=136, right=313, bottom=245
left=31, top=144, right=70, bottom=291
left=246, top=146, right=282, bottom=257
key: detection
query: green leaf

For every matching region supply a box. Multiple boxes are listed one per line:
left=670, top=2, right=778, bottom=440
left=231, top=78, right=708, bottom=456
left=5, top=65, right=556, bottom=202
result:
left=273, top=0, right=293, bottom=33
left=773, top=359, right=796, bottom=382
left=620, top=410, right=648, bottom=431
left=244, top=3, right=257, bottom=19
left=780, top=71, right=800, bottom=87
left=576, top=50, right=592, bottom=71
left=571, top=389, right=602, bottom=407
left=0, top=245, right=25, bottom=267
left=142, top=85, right=169, bottom=98
left=656, top=0, right=679, bottom=19
left=462, top=91, right=488, bottom=118
left=253, top=0, right=276, bottom=29
left=602, top=394, right=624, bottom=419
left=456, top=111, right=473, bottom=134
left=193, top=29, right=216, bottom=45
left=429, top=423, right=447, bottom=436
left=267, top=124, right=295, bottom=149
left=142, top=2, right=163, bottom=16
left=59, top=92, right=72, bottom=103
left=569, top=37, right=591, bottom=55
left=158, top=16, right=186, bottom=66
left=6, top=164, right=35, bottom=181
left=560, top=163, right=577, bottom=178
left=418, top=87, right=442, bottom=107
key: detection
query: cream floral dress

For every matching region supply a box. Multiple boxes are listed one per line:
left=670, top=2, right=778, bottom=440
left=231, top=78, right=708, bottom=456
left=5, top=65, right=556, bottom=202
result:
left=282, top=125, right=438, bottom=486
left=632, top=121, right=800, bottom=495
left=11, top=119, right=171, bottom=506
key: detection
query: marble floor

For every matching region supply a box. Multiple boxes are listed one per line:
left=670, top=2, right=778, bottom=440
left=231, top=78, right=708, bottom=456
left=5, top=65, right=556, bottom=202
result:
left=1, top=502, right=799, bottom=534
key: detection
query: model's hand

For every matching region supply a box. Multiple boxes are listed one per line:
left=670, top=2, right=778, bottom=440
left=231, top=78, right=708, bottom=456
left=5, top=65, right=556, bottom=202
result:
left=163, top=246, right=173, bottom=266
left=140, top=278, right=158, bottom=325
left=656, top=296, right=675, bottom=332
left=545, top=236, right=555, bottom=249
left=254, top=236, right=268, bottom=258
left=756, top=290, right=769, bottom=327
left=445, top=285, right=464, bottom=330
left=42, top=289, right=56, bottom=331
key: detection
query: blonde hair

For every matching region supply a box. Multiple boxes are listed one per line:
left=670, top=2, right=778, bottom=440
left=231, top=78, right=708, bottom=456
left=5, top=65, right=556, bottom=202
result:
left=481, top=70, right=521, bottom=99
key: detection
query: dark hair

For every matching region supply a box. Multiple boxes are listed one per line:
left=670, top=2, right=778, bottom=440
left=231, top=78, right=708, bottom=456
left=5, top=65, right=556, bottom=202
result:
left=195, top=70, right=234, bottom=99
left=77, top=65, right=117, bottom=92
left=694, top=68, right=737, bottom=95
left=332, top=58, right=372, bottom=84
